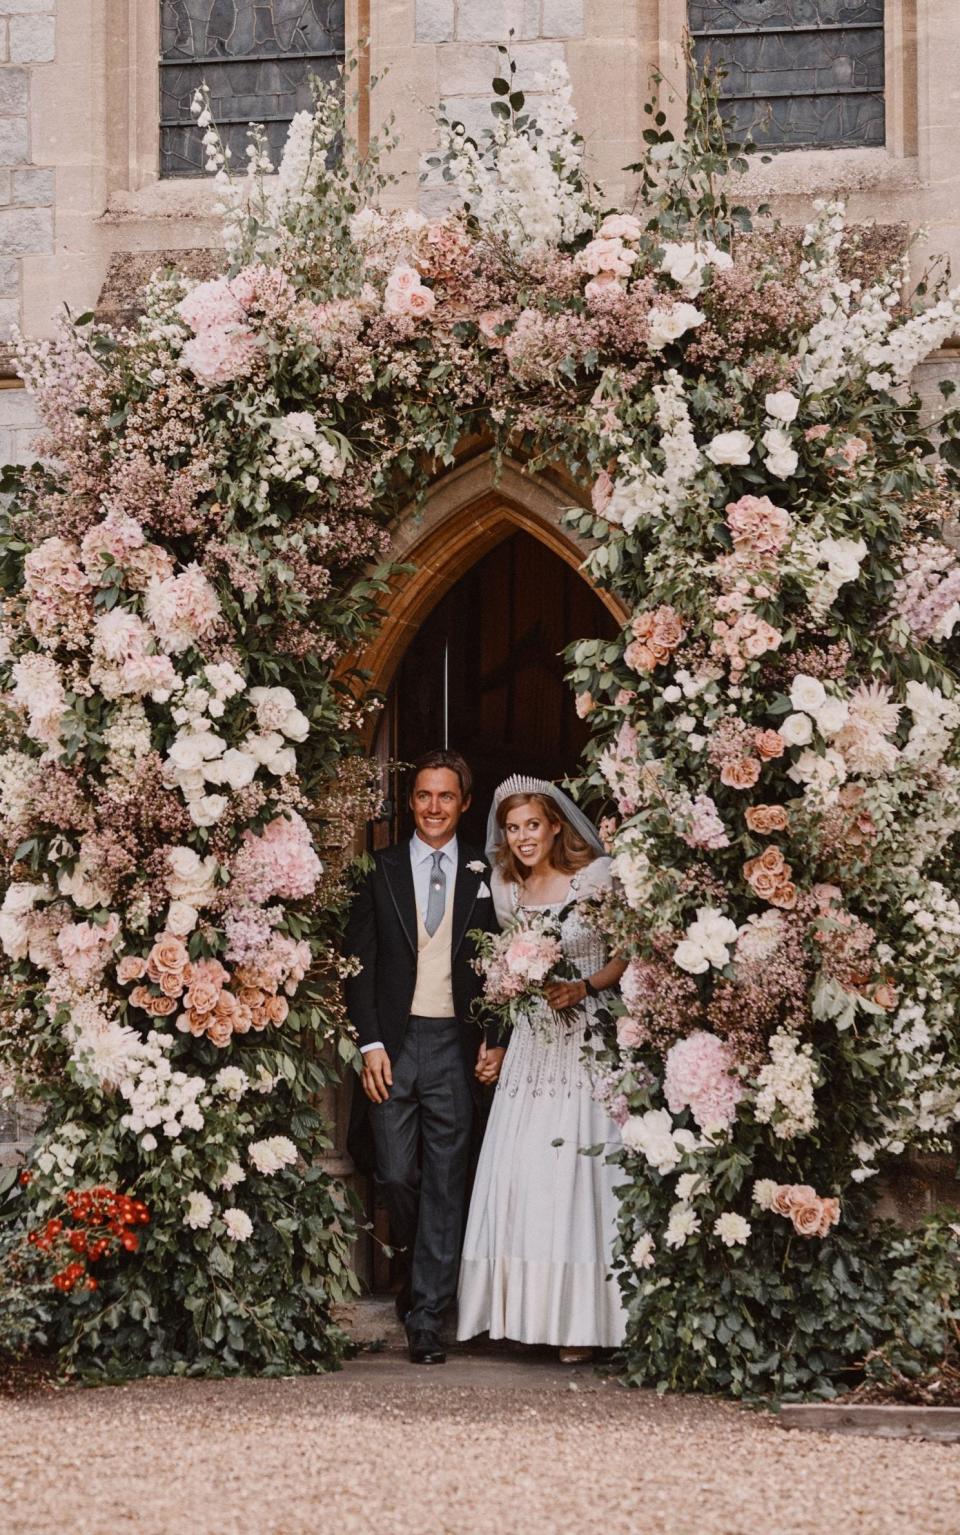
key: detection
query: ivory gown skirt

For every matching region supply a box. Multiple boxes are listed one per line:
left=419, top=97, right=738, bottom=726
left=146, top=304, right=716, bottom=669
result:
left=457, top=1009, right=628, bottom=1349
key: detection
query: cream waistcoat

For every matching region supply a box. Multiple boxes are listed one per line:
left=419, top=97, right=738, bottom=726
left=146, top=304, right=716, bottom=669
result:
left=410, top=888, right=456, bottom=1018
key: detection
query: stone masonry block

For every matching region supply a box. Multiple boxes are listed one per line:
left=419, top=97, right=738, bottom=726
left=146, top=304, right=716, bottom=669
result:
left=0, top=256, right=19, bottom=295
left=0, top=167, right=10, bottom=202
left=12, top=165, right=52, bottom=204
left=415, top=0, right=455, bottom=43
left=438, top=39, right=560, bottom=94
left=0, top=66, right=27, bottom=115
left=0, top=116, right=27, bottom=163
left=457, top=1, right=541, bottom=43
left=0, top=1, right=54, bottom=13
left=0, top=21, right=8, bottom=64
left=0, top=295, right=19, bottom=342
left=9, top=13, right=54, bottom=64
left=439, top=93, right=497, bottom=140
left=542, top=0, right=583, bottom=36
left=0, top=204, right=51, bottom=254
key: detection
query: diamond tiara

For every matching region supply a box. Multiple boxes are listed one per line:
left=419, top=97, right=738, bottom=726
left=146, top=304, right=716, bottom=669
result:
left=492, top=774, right=556, bottom=806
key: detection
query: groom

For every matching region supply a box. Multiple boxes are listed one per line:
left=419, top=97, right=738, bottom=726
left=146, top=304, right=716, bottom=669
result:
left=344, top=748, right=504, bottom=1365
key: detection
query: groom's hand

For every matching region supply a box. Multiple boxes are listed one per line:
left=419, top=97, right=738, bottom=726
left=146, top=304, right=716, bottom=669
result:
left=475, top=1043, right=505, bottom=1085
left=361, top=1048, right=393, bottom=1104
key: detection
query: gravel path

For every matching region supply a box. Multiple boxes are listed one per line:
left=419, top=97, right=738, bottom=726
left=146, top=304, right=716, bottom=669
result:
left=1, top=1352, right=957, bottom=1535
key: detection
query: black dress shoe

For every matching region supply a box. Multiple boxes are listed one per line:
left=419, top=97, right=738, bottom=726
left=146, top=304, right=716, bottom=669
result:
left=407, top=1328, right=446, bottom=1365
left=394, top=1288, right=412, bottom=1325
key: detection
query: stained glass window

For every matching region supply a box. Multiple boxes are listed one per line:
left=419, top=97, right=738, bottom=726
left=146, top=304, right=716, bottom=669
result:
left=160, top=1, right=346, bottom=178
left=689, top=2, right=885, bottom=151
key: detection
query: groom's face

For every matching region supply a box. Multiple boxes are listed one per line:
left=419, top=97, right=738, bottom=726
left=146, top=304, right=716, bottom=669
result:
left=410, top=768, right=470, bottom=848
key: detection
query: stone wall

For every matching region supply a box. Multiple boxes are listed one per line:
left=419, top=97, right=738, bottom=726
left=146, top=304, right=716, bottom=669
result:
left=0, top=0, right=54, bottom=458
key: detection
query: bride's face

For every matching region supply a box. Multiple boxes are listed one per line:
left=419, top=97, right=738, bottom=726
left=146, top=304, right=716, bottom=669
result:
left=503, top=800, right=562, bottom=872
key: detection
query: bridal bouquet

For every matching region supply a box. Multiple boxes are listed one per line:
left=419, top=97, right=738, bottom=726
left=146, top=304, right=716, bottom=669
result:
left=470, top=909, right=580, bottom=1039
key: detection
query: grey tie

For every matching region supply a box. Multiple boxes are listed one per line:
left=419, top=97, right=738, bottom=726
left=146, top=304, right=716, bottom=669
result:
left=424, top=850, right=446, bottom=936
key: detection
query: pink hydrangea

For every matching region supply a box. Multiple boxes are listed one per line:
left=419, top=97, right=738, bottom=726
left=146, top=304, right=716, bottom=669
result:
left=181, top=326, right=261, bottom=387
left=677, top=793, right=730, bottom=851
left=725, top=495, right=792, bottom=557
left=145, top=564, right=221, bottom=655
left=664, top=1030, right=743, bottom=1131
left=231, top=813, right=322, bottom=904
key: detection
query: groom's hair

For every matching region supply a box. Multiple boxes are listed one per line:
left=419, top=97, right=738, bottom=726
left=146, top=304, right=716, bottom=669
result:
left=410, top=749, right=473, bottom=800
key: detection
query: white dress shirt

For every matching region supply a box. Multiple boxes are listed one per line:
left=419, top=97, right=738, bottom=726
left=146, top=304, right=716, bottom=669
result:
left=359, top=834, right=458, bottom=1055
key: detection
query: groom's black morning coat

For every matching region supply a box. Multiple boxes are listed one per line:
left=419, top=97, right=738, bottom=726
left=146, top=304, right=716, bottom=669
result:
left=343, top=839, right=501, bottom=1077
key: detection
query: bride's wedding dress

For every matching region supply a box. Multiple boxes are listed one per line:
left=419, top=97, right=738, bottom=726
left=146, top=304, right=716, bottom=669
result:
left=457, top=856, right=628, bottom=1348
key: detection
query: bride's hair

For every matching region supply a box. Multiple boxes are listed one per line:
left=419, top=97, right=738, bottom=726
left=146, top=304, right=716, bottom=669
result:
left=494, top=792, right=596, bottom=883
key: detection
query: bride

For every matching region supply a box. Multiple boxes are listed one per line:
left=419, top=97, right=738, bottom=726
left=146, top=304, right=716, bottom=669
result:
left=457, top=776, right=628, bottom=1360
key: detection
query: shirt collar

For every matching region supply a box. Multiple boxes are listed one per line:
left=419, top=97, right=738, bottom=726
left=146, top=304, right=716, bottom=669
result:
left=411, top=832, right=457, bottom=865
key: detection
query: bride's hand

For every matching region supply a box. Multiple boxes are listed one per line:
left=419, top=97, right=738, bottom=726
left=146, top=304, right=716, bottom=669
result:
left=543, top=979, right=587, bottom=1011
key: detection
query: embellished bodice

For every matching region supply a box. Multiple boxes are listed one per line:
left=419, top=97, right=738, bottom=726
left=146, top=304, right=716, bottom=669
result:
left=491, top=858, right=613, bottom=1099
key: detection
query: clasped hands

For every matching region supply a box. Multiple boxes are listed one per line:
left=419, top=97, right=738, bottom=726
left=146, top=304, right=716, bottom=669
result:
left=360, top=1042, right=507, bottom=1103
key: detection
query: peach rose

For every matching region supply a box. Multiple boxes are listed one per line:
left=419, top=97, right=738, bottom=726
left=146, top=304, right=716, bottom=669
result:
left=812, top=883, right=843, bottom=913
left=478, top=309, right=507, bottom=347
left=771, top=1186, right=796, bottom=1217
left=117, top=956, right=147, bottom=984
left=576, top=692, right=595, bottom=719
left=206, top=1017, right=233, bottom=1048
left=721, top=757, right=762, bottom=790
left=232, top=1003, right=253, bottom=1035
left=249, top=1007, right=270, bottom=1032
left=264, top=994, right=289, bottom=1025
left=745, top=804, right=790, bottom=834
left=147, top=934, right=190, bottom=983
left=129, top=986, right=154, bottom=1012
left=818, top=1198, right=841, bottom=1235
left=652, top=609, right=685, bottom=651
left=748, top=867, right=782, bottom=900
left=754, top=729, right=785, bottom=760
left=756, top=846, right=788, bottom=876
left=214, top=991, right=239, bottom=1025
left=771, top=882, right=798, bottom=910
left=184, top=978, right=221, bottom=1015
left=617, top=1017, right=645, bottom=1049
left=158, top=970, right=186, bottom=999
left=237, top=987, right=266, bottom=1011
left=144, top=993, right=177, bottom=1018
left=791, top=1198, right=826, bottom=1238
left=624, top=639, right=658, bottom=673
left=183, top=1009, right=209, bottom=1038
left=193, top=957, right=230, bottom=988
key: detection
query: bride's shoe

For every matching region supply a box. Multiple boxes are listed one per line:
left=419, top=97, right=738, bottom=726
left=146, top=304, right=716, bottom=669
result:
left=558, top=1346, right=594, bottom=1365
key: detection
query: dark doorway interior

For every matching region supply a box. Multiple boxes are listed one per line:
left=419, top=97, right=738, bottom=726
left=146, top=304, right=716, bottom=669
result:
left=372, top=530, right=619, bottom=848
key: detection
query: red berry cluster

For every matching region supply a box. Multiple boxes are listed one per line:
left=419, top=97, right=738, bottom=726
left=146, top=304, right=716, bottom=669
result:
left=27, top=1186, right=150, bottom=1294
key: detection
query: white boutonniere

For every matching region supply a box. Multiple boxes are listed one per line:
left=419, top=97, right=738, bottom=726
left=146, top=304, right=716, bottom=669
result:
left=467, top=859, right=486, bottom=874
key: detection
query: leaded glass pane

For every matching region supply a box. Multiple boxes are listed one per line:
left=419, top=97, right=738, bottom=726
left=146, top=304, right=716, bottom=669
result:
left=689, top=1, right=885, bottom=151
left=160, top=1, right=345, bottom=178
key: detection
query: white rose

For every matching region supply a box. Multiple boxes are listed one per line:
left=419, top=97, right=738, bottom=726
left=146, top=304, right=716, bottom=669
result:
left=647, top=302, right=705, bottom=351
left=789, top=675, right=827, bottom=714
left=204, top=748, right=259, bottom=790
left=780, top=712, right=814, bottom=747
left=674, top=939, right=709, bottom=974
left=820, top=536, right=867, bottom=582
left=762, top=427, right=799, bottom=479
left=141, top=1133, right=158, bottom=1152
left=280, top=709, right=310, bottom=743
left=0, top=913, right=29, bottom=960
left=660, top=242, right=704, bottom=296
left=243, top=731, right=286, bottom=766
left=764, top=390, right=800, bottom=423
left=2, top=882, right=47, bottom=917
left=266, top=746, right=297, bottom=776
left=662, top=685, right=682, bottom=703
left=815, top=697, right=849, bottom=736
left=166, top=901, right=199, bottom=936
left=167, top=734, right=210, bottom=773
left=189, top=794, right=228, bottom=827
left=705, top=430, right=752, bottom=466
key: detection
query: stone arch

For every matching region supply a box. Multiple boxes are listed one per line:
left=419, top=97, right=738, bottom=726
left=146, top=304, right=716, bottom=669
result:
left=354, top=452, right=628, bottom=702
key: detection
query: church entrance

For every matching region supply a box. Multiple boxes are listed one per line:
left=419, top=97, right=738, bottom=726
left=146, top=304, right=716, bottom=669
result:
left=370, top=529, right=620, bottom=849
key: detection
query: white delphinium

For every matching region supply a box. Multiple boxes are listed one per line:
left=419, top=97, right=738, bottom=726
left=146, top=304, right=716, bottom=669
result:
left=902, top=681, right=960, bottom=766
left=112, top=1031, right=207, bottom=1139
left=0, top=749, right=38, bottom=829
left=223, top=1208, right=254, bottom=1242
left=589, top=372, right=701, bottom=555
left=713, top=1212, right=751, bottom=1247
left=438, top=61, right=592, bottom=254
left=863, top=291, right=960, bottom=388
left=754, top=1030, right=818, bottom=1139
left=184, top=1191, right=215, bottom=1231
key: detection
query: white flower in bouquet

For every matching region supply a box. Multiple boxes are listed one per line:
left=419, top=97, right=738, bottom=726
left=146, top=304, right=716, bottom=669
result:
left=752, top=1179, right=780, bottom=1211
left=713, top=1212, right=751, bottom=1247
left=184, top=1191, right=214, bottom=1230
left=674, top=906, right=738, bottom=974
left=214, top=1066, right=249, bottom=1100
left=188, top=793, right=229, bottom=828
left=166, top=900, right=199, bottom=936
left=659, top=239, right=731, bottom=297
left=762, top=426, right=799, bottom=479
left=248, top=1135, right=298, bottom=1175
left=647, top=302, right=705, bottom=351
left=220, top=1161, right=246, bottom=1191
left=203, top=748, right=260, bottom=790
left=705, top=429, right=752, bottom=466
left=631, top=1233, right=656, bottom=1269
left=789, top=675, right=827, bottom=715
left=166, top=846, right=219, bottom=907
left=621, top=1108, right=697, bottom=1173
left=249, top=685, right=310, bottom=741
left=780, top=712, right=814, bottom=747
left=222, top=1208, right=253, bottom=1242
left=664, top=1201, right=702, bottom=1250
left=815, top=696, right=849, bottom=736
left=764, top=390, right=800, bottom=422
left=676, top=1171, right=711, bottom=1202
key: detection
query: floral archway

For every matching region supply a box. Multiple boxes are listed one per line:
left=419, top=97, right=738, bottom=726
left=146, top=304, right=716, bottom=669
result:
left=1, top=57, right=959, bottom=1395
